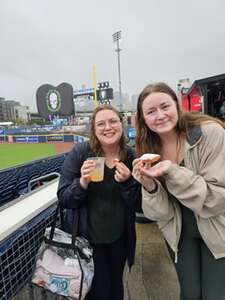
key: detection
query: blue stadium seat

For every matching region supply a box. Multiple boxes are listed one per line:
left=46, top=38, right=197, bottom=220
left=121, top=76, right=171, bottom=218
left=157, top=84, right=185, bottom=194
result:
left=0, top=153, right=66, bottom=205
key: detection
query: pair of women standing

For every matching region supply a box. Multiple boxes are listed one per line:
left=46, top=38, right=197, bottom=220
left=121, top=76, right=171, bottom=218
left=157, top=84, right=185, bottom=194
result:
left=133, top=82, right=225, bottom=300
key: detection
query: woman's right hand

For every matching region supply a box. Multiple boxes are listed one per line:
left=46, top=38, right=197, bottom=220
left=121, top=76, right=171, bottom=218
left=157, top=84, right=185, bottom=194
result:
left=80, top=159, right=95, bottom=189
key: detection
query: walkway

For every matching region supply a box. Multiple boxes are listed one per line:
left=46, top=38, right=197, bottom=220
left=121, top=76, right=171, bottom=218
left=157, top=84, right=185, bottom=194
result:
left=124, top=222, right=180, bottom=300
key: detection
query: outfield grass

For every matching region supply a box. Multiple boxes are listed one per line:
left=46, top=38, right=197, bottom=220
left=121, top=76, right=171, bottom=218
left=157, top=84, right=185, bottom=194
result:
left=0, top=143, right=57, bottom=170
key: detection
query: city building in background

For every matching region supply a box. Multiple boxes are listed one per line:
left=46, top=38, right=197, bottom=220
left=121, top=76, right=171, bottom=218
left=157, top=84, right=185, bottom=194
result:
left=130, top=94, right=138, bottom=111
left=74, top=82, right=114, bottom=113
left=0, top=97, right=30, bottom=123
left=113, top=91, right=130, bottom=111
left=74, top=87, right=95, bottom=113
left=0, top=97, right=7, bottom=121
left=14, top=105, right=30, bottom=123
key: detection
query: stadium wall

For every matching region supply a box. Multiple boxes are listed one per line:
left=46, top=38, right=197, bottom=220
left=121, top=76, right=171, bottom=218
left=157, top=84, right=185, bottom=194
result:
left=0, top=134, right=88, bottom=143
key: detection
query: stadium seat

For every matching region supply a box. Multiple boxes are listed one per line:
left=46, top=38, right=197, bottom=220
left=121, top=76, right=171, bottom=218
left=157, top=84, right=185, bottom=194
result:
left=0, top=153, right=66, bottom=205
left=0, top=185, right=15, bottom=205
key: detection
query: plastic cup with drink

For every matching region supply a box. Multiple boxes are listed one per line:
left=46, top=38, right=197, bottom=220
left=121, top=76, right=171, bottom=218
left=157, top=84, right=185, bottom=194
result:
left=87, top=157, right=105, bottom=182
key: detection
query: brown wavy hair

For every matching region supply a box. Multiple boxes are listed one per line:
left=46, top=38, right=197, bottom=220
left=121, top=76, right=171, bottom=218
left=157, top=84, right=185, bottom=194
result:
left=89, top=105, right=128, bottom=160
left=135, top=82, right=225, bottom=156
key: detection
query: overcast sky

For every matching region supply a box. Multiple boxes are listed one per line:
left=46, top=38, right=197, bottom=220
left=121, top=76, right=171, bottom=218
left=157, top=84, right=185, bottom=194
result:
left=1, top=0, right=225, bottom=112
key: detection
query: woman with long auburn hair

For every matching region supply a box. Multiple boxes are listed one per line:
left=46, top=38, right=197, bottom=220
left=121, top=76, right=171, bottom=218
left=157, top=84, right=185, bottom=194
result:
left=133, top=82, right=225, bottom=300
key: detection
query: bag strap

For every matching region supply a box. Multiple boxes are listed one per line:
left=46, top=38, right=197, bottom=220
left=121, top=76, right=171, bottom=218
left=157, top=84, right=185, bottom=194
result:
left=71, top=208, right=79, bottom=244
left=47, top=201, right=79, bottom=248
left=43, top=202, right=84, bottom=300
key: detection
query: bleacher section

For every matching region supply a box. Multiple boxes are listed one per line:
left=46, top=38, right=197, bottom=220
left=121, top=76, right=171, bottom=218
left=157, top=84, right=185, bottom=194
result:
left=0, top=154, right=66, bottom=206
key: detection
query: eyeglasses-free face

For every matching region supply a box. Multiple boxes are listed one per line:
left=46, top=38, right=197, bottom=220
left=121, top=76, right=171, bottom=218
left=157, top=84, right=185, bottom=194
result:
left=142, top=92, right=178, bottom=135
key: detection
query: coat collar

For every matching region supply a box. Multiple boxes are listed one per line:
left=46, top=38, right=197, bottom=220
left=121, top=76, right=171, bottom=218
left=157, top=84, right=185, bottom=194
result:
left=186, top=125, right=202, bottom=148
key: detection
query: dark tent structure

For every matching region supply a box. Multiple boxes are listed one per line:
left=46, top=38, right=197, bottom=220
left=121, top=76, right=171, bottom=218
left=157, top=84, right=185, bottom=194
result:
left=182, top=73, right=225, bottom=118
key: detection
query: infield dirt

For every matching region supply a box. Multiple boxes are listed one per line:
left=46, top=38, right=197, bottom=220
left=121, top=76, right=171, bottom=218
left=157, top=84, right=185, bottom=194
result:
left=54, top=142, right=74, bottom=154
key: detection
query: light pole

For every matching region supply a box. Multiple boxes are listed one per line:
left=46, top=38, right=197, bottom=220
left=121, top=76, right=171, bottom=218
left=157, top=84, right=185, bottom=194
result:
left=112, top=30, right=122, bottom=112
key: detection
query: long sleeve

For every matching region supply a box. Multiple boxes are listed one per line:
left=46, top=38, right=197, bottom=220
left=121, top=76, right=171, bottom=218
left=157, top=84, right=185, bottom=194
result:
left=142, top=180, right=175, bottom=221
left=57, top=142, right=90, bottom=209
left=164, top=123, right=225, bottom=218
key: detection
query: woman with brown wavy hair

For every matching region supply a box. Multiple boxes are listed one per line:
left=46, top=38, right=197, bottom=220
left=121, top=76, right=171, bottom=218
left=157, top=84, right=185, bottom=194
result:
left=133, top=82, right=225, bottom=300
left=58, top=104, right=140, bottom=300
left=89, top=105, right=128, bottom=161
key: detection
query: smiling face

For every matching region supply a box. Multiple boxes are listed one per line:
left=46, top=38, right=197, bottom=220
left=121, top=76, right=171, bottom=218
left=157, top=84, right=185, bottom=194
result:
left=94, top=109, right=123, bottom=147
left=142, top=92, right=178, bottom=136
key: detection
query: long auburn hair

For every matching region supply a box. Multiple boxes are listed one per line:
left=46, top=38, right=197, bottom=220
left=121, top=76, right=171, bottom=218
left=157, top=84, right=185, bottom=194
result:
left=89, top=105, right=128, bottom=160
left=135, top=82, right=225, bottom=156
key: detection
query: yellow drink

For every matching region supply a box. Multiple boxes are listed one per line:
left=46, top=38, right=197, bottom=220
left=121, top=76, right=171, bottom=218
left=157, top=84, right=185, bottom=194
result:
left=88, top=157, right=105, bottom=182
left=90, top=169, right=104, bottom=182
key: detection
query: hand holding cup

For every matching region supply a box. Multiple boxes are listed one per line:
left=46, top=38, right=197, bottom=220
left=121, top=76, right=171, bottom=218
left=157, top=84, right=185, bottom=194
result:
left=87, top=157, right=105, bottom=182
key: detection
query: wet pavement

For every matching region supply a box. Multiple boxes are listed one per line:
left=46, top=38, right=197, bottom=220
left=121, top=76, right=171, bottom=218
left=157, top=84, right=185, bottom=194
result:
left=124, top=222, right=180, bottom=300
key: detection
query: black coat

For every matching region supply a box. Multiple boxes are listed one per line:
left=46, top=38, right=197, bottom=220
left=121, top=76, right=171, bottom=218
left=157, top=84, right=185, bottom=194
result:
left=57, top=141, right=141, bottom=268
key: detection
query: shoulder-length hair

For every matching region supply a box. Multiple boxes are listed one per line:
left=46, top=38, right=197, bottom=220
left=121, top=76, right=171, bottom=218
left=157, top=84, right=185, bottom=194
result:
left=135, top=82, right=225, bottom=156
left=89, top=104, right=128, bottom=160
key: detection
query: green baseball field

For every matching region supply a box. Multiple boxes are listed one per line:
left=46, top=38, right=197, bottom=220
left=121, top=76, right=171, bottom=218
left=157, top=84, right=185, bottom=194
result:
left=0, top=143, right=57, bottom=170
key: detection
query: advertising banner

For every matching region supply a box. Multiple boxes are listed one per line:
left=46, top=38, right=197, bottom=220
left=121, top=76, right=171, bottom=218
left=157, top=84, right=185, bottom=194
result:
left=46, top=135, right=64, bottom=142
left=15, top=136, right=39, bottom=143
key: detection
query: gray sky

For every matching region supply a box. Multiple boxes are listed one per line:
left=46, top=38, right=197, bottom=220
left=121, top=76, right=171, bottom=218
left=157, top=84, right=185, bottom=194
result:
left=1, top=0, right=225, bottom=112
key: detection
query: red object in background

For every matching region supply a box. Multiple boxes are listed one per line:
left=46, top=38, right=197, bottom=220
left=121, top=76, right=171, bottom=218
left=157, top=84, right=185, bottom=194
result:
left=181, top=73, right=225, bottom=118
left=181, top=86, right=203, bottom=112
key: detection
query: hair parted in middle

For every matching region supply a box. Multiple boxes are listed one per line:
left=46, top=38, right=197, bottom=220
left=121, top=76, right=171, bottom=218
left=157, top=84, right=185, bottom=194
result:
left=135, top=82, right=225, bottom=156
left=89, top=104, right=128, bottom=160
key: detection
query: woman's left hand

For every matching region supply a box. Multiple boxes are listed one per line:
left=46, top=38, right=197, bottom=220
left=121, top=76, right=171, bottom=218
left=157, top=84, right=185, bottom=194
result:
left=140, top=160, right=172, bottom=177
left=114, top=162, right=131, bottom=182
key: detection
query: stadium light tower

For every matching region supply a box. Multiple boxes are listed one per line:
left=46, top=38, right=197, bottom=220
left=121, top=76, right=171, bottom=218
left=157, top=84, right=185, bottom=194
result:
left=112, top=30, right=122, bottom=111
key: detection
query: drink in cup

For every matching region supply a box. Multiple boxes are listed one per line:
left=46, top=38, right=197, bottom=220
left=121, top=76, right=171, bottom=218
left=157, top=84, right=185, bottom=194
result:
left=88, top=157, right=105, bottom=182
